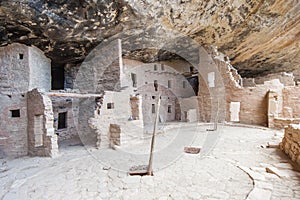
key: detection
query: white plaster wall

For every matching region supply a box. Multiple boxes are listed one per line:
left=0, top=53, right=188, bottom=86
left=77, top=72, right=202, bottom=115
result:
left=230, top=102, right=240, bottom=122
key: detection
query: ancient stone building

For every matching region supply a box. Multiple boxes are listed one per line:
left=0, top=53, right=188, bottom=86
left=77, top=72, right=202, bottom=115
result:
left=0, top=1, right=300, bottom=198
left=0, top=43, right=57, bottom=157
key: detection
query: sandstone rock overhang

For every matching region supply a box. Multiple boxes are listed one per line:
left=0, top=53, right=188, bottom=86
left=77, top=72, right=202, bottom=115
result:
left=0, top=0, right=299, bottom=79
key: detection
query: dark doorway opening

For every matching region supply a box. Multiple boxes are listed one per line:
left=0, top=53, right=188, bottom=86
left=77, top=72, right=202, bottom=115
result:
left=51, top=64, right=65, bottom=90
left=58, top=112, right=67, bottom=129
left=187, top=76, right=199, bottom=95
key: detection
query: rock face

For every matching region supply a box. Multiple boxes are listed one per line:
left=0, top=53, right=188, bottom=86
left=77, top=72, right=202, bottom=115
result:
left=0, top=0, right=299, bottom=79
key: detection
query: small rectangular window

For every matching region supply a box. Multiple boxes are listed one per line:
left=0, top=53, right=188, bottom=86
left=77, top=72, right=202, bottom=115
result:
left=107, top=103, right=114, bottom=109
left=161, top=64, right=165, bottom=70
left=58, top=112, right=67, bottom=129
left=168, top=105, right=172, bottom=113
left=183, top=81, right=186, bottom=88
left=131, top=73, right=137, bottom=87
left=19, top=53, right=24, bottom=60
left=190, top=66, right=194, bottom=73
left=152, top=96, right=156, bottom=99
left=10, top=109, right=20, bottom=118
left=152, top=104, right=155, bottom=114
left=154, top=65, right=157, bottom=71
left=154, top=80, right=158, bottom=91
left=168, top=80, right=172, bottom=88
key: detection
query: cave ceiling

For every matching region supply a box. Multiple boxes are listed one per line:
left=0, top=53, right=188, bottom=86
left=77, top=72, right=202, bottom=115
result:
left=0, top=0, right=299, bottom=79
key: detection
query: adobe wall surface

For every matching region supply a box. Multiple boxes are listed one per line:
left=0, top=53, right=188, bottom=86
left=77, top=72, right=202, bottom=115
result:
left=280, top=124, right=300, bottom=166
left=27, top=89, right=58, bottom=157
left=0, top=94, right=28, bottom=158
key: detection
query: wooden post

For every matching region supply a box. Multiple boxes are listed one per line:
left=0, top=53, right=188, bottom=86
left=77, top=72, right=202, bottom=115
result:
left=118, top=38, right=125, bottom=87
left=147, top=94, right=161, bottom=175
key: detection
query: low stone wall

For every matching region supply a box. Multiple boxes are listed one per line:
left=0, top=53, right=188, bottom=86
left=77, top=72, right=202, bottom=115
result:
left=280, top=124, right=300, bottom=166
left=273, top=118, right=300, bottom=129
left=27, top=89, right=58, bottom=157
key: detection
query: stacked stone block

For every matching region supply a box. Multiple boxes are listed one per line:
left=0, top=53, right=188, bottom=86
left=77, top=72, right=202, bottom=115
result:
left=280, top=124, right=300, bottom=166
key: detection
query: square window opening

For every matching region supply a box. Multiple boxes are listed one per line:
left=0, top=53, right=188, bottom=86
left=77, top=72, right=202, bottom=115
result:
left=10, top=109, right=20, bottom=118
left=107, top=103, right=114, bottom=109
left=19, top=53, right=24, bottom=60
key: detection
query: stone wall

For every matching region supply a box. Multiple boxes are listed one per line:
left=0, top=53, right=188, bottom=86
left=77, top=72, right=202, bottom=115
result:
left=0, top=43, right=51, bottom=94
left=123, top=60, right=197, bottom=124
left=51, top=96, right=79, bottom=145
left=282, top=87, right=300, bottom=118
left=273, top=118, right=300, bottom=129
left=198, top=47, right=288, bottom=126
left=280, top=124, right=300, bottom=166
left=178, top=96, right=199, bottom=122
left=202, top=47, right=300, bottom=128
left=27, top=89, right=58, bottom=157
left=0, top=43, right=30, bottom=94
left=255, top=72, right=295, bottom=87
left=0, top=94, right=28, bottom=158
left=64, top=63, right=80, bottom=89
left=28, top=45, right=51, bottom=92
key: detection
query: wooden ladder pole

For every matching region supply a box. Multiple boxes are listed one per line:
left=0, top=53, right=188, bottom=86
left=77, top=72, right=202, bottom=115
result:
left=147, top=94, right=161, bottom=175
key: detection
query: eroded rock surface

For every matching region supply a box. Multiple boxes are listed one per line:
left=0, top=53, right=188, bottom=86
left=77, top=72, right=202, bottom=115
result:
left=0, top=0, right=299, bottom=79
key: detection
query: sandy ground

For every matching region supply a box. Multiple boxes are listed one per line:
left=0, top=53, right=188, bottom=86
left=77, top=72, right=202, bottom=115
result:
left=0, top=123, right=299, bottom=200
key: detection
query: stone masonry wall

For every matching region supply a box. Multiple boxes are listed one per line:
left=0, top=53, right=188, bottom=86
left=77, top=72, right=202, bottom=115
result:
left=282, top=87, right=300, bottom=118
left=255, top=72, right=295, bottom=87
left=280, top=124, right=300, bottom=166
left=64, top=63, right=80, bottom=89
left=28, top=45, right=51, bottom=92
left=0, top=43, right=30, bottom=94
left=199, top=46, right=287, bottom=126
left=27, top=89, right=58, bottom=157
left=51, top=96, right=79, bottom=144
left=0, top=94, right=28, bottom=158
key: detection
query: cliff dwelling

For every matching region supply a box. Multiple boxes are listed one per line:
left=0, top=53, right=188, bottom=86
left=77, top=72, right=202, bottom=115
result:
left=0, top=0, right=300, bottom=199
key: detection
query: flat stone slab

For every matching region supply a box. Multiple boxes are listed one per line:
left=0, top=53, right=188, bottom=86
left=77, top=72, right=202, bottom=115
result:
left=184, top=147, right=201, bottom=154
